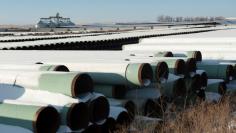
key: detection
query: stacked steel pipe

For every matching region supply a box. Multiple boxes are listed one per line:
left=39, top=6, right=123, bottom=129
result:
left=1, top=27, right=236, bottom=132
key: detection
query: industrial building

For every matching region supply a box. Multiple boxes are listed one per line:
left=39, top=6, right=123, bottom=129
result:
left=36, top=13, right=76, bottom=28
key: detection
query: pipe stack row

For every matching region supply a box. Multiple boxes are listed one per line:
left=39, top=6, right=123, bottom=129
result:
left=0, top=48, right=235, bottom=132
left=0, top=64, right=133, bottom=133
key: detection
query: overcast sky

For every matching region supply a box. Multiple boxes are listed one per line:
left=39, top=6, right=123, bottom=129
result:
left=0, top=0, right=235, bottom=25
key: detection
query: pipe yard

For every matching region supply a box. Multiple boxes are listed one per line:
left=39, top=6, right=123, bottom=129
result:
left=1, top=24, right=236, bottom=133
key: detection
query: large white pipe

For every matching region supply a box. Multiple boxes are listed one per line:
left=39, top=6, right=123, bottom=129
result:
left=0, top=85, right=90, bottom=130
left=0, top=50, right=193, bottom=64
left=0, top=84, right=78, bottom=105
left=197, top=61, right=234, bottom=82
left=0, top=70, right=93, bottom=97
left=122, top=43, right=236, bottom=52
left=0, top=64, right=69, bottom=72
left=201, top=51, right=236, bottom=60
left=83, top=93, right=110, bottom=124
left=139, top=37, right=236, bottom=44
left=49, top=62, right=153, bottom=87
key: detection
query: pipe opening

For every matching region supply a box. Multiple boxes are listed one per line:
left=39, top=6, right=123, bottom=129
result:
left=144, top=99, right=156, bottom=117
left=54, top=65, right=70, bottom=72
left=200, top=72, right=208, bottom=88
left=35, top=62, right=44, bottom=65
left=218, top=82, right=227, bottom=95
left=226, top=65, right=234, bottom=82
left=67, top=103, right=89, bottom=130
left=233, top=65, right=236, bottom=78
left=192, top=51, right=202, bottom=62
left=73, top=73, right=94, bottom=97
left=196, top=89, right=206, bottom=101
left=164, top=51, right=174, bottom=57
left=190, top=74, right=202, bottom=92
left=173, top=78, right=187, bottom=97
left=34, top=106, right=60, bottom=133
left=112, top=85, right=127, bottom=99
left=140, top=63, right=153, bottom=86
left=174, top=59, right=185, bottom=75
left=116, top=111, right=132, bottom=126
left=144, top=97, right=167, bottom=118
left=89, top=96, right=110, bottom=123
left=82, top=124, right=101, bottom=133
left=101, top=118, right=116, bottom=133
left=156, top=62, right=169, bottom=82
left=185, top=58, right=197, bottom=74
left=124, top=100, right=137, bottom=120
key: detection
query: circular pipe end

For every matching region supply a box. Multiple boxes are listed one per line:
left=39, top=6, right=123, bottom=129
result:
left=139, top=63, right=153, bottom=86
left=67, top=103, right=89, bottom=130
left=174, top=59, right=185, bottom=75
left=144, top=98, right=167, bottom=117
left=34, top=106, right=60, bottom=133
left=191, top=74, right=202, bottom=92
left=72, top=73, right=94, bottom=97
left=173, top=78, right=187, bottom=97
left=196, top=89, right=206, bottom=101
left=218, top=82, right=227, bottom=95
left=200, top=72, right=208, bottom=88
left=156, top=62, right=169, bottom=82
left=101, top=117, right=116, bottom=133
left=164, top=51, right=174, bottom=57
left=116, top=111, right=132, bottom=126
left=192, top=51, right=202, bottom=62
left=112, top=85, right=127, bottom=99
left=88, top=96, right=110, bottom=123
left=226, top=65, right=234, bottom=83
left=54, top=65, right=70, bottom=72
left=185, top=58, right=197, bottom=75
left=124, top=100, right=137, bottom=120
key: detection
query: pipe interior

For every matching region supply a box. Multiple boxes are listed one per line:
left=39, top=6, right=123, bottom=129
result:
left=196, top=89, right=206, bottom=101
left=35, top=106, right=60, bottom=133
left=54, top=65, right=70, bottom=72
left=173, top=78, right=187, bottom=97
left=191, top=74, right=202, bottom=92
left=193, top=51, right=202, bottom=62
left=116, top=111, right=132, bottom=126
left=144, top=98, right=167, bottom=118
left=200, top=72, right=208, bottom=87
left=140, top=63, right=153, bottom=86
left=73, top=74, right=94, bottom=97
left=144, top=99, right=156, bottom=117
left=89, top=96, right=110, bottom=123
left=164, top=51, right=174, bottom=57
left=124, top=100, right=137, bottom=121
left=175, top=59, right=185, bottom=75
left=185, top=58, right=197, bottom=74
left=156, top=62, right=169, bottom=82
left=226, top=65, right=234, bottom=82
left=101, top=117, right=116, bottom=133
left=68, top=103, right=89, bottom=130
